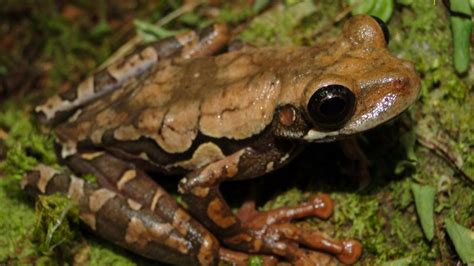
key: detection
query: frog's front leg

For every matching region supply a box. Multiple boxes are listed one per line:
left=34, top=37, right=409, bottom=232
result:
left=179, top=148, right=362, bottom=265
left=340, top=137, right=371, bottom=189
left=36, top=23, right=230, bottom=125
left=22, top=153, right=224, bottom=265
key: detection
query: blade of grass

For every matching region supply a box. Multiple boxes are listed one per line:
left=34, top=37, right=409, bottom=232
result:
left=444, top=218, right=474, bottom=263
left=411, top=184, right=436, bottom=241
left=448, top=0, right=472, bottom=73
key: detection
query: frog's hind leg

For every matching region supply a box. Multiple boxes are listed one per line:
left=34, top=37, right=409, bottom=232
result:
left=21, top=155, right=222, bottom=265
left=36, top=23, right=230, bottom=125
left=178, top=148, right=362, bottom=265
left=185, top=184, right=360, bottom=264
left=64, top=152, right=281, bottom=265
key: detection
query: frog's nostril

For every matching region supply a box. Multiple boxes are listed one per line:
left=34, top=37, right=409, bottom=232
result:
left=393, top=79, right=407, bottom=90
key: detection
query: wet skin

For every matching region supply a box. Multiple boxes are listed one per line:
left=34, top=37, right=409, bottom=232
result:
left=22, top=15, right=420, bottom=265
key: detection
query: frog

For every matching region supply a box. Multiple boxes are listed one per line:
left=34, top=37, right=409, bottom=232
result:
left=22, top=15, right=420, bottom=265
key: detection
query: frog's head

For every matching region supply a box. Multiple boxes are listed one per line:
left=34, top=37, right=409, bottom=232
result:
left=288, top=15, right=420, bottom=142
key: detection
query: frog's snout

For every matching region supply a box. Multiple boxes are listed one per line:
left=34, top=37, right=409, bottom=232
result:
left=401, top=60, right=421, bottom=98
left=401, top=59, right=416, bottom=72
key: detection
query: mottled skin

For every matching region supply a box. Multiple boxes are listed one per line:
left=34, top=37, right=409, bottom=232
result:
left=23, top=16, right=420, bottom=265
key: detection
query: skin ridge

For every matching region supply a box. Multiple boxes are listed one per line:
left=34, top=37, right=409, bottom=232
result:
left=74, top=118, right=286, bottom=174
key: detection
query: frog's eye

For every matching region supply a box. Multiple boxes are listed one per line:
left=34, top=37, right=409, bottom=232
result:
left=371, top=16, right=390, bottom=44
left=307, top=85, right=356, bottom=130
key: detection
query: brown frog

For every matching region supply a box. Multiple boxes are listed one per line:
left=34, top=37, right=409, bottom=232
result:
left=22, top=15, right=420, bottom=265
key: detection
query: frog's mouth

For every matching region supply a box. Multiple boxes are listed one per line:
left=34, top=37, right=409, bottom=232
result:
left=303, top=74, right=420, bottom=143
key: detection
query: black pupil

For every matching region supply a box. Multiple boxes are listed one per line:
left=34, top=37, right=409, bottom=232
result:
left=307, top=84, right=355, bottom=130
left=319, top=97, right=346, bottom=117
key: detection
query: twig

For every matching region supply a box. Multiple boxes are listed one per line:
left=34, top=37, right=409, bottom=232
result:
left=416, top=133, right=472, bottom=183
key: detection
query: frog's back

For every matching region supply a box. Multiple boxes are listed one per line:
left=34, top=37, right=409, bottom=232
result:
left=55, top=47, right=305, bottom=165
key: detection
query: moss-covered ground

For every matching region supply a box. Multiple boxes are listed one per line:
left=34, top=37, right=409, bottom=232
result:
left=0, top=1, right=472, bottom=265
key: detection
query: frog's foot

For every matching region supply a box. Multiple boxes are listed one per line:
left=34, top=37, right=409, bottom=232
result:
left=231, top=223, right=361, bottom=265
left=22, top=161, right=221, bottom=265
left=227, top=195, right=362, bottom=265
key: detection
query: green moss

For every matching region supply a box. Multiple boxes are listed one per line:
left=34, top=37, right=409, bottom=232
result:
left=0, top=177, right=38, bottom=264
left=86, top=240, right=138, bottom=266
left=247, top=256, right=264, bottom=266
left=239, top=0, right=318, bottom=46
left=0, top=102, right=58, bottom=264
left=383, top=2, right=473, bottom=263
left=390, top=0, right=472, bottom=185
left=30, top=4, right=111, bottom=89
left=261, top=187, right=305, bottom=210
left=33, top=194, right=80, bottom=254
left=82, top=173, right=98, bottom=185
left=217, top=5, right=254, bottom=24
left=0, top=102, right=56, bottom=186
left=0, top=102, right=57, bottom=175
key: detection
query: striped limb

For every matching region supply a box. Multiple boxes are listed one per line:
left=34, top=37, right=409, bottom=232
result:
left=22, top=151, right=279, bottom=265
left=22, top=162, right=218, bottom=265
left=22, top=147, right=224, bottom=265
